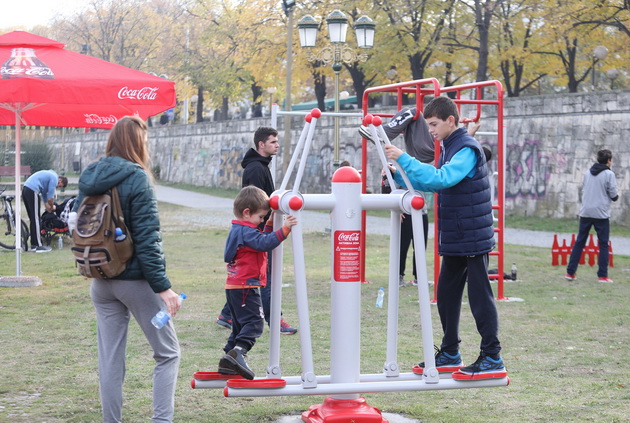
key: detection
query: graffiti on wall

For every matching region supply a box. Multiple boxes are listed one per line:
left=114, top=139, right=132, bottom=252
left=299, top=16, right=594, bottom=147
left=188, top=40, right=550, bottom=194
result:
left=218, top=146, right=244, bottom=189
left=505, top=139, right=550, bottom=199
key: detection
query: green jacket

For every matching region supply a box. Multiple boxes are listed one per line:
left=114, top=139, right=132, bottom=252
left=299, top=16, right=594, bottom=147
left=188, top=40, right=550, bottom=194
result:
left=74, top=156, right=171, bottom=293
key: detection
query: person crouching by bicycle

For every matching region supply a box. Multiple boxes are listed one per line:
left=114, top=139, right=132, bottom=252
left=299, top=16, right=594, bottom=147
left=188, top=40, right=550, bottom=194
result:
left=217, top=186, right=297, bottom=379
left=22, top=170, right=67, bottom=252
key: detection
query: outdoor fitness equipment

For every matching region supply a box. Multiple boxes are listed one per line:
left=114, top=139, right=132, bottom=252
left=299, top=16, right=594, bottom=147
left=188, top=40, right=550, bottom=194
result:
left=192, top=107, right=509, bottom=422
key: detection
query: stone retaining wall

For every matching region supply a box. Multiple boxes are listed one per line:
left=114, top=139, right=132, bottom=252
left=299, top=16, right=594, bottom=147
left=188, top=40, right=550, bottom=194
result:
left=45, top=90, right=630, bottom=225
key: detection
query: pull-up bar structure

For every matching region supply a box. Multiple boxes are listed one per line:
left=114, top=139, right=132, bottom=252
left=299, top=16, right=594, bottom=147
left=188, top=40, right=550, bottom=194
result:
left=362, top=79, right=509, bottom=301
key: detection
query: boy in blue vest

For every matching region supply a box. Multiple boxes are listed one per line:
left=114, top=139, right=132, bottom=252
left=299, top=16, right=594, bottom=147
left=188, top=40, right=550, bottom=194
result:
left=217, top=186, right=297, bottom=379
left=384, top=96, right=506, bottom=380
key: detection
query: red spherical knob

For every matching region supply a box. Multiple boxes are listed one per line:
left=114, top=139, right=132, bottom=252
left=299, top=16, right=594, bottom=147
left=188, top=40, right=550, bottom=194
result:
left=269, top=195, right=280, bottom=210
left=411, top=196, right=425, bottom=210
left=362, top=114, right=373, bottom=125
left=289, top=196, right=303, bottom=211
left=311, top=108, right=322, bottom=118
left=372, top=116, right=382, bottom=126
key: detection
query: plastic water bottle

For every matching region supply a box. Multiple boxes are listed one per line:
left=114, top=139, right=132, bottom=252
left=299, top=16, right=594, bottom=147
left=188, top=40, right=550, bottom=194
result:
left=151, top=293, right=187, bottom=329
left=57, top=236, right=63, bottom=249
left=375, top=287, right=385, bottom=308
left=115, top=227, right=127, bottom=242
left=511, top=263, right=517, bottom=281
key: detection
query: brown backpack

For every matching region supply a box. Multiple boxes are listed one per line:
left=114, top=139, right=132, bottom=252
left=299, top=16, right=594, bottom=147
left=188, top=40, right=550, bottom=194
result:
left=71, top=186, right=133, bottom=278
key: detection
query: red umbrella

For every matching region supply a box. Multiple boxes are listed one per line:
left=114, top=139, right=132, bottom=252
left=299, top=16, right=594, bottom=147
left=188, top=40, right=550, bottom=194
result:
left=0, top=30, right=176, bottom=276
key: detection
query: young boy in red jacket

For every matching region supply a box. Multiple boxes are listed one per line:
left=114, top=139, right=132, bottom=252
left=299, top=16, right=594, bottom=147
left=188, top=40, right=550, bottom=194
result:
left=218, top=186, right=297, bottom=379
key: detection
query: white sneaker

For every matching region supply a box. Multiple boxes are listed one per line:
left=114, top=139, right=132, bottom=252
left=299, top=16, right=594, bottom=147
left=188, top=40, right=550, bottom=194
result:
left=34, top=246, right=52, bottom=253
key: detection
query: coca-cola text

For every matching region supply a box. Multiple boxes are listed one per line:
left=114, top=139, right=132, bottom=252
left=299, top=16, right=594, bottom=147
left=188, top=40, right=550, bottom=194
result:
left=84, top=114, right=118, bottom=125
left=118, top=86, right=159, bottom=100
left=337, top=232, right=360, bottom=242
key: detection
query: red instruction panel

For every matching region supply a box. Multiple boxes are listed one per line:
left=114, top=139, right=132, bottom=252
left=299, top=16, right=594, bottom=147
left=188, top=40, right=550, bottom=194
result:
left=333, top=230, right=361, bottom=282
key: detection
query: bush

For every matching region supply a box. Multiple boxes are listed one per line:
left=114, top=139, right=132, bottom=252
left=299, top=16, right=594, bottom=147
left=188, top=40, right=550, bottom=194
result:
left=22, top=141, right=53, bottom=173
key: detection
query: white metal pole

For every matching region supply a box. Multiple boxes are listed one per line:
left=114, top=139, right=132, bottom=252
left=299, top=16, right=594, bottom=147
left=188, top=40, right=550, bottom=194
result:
left=384, top=210, right=401, bottom=376
left=329, top=167, right=363, bottom=400
left=14, top=108, right=22, bottom=275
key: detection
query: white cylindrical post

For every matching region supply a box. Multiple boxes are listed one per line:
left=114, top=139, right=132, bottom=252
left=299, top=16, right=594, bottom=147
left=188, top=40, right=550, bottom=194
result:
left=329, top=166, right=363, bottom=400
left=384, top=210, right=401, bottom=376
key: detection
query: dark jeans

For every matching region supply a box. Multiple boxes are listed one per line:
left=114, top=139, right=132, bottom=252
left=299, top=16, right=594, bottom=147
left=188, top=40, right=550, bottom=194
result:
left=437, top=254, right=501, bottom=357
left=224, top=288, right=264, bottom=353
left=399, top=213, right=429, bottom=279
left=220, top=253, right=274, bottom=325
left=22, top=186, right=42, bottom=247
left=566, top=217, right=610, bottom=277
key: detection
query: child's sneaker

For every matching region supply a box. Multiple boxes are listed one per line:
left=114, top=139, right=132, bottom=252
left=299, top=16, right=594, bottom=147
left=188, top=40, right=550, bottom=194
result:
left=565, top=273, right=576, bottom=281
left=218, top=348, right=254, bottom=380
left=598, top=277, right=613, bottom=283
left=216, top=314, right=232, bottom=329
left=412, top=347, right=463, bottom=374
left=280, top=319, right=297, bottom=335
left=452, top=353, right=507, bottom=380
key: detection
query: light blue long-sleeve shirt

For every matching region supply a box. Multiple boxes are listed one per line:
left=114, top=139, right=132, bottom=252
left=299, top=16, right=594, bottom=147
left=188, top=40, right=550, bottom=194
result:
left=24, top=169, right=58, bottom=202
left=393, top=147, right=477, bottom=193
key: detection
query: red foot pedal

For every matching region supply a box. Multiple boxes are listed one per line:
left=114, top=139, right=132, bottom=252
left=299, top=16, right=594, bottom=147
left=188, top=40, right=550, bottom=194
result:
left=412, top=365, right=463, bottom=375
left=226, top=378, right=286, bottom=388
left=451, top=370, right=508, bottom=380
left=193, top=371, right=245, bottom=380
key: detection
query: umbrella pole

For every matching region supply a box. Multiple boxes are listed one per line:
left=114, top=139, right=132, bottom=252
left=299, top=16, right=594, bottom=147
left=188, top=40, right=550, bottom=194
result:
left=14, top=109, right=22, bottom=276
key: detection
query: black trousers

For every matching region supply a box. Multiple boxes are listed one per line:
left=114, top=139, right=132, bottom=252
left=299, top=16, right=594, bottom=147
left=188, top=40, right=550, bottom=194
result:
left=22, top=186, right=42, bottom=248
left=399, top=213, right=429, bottom=279
left=437, top=254, right=501, bottom=356
left=224, top=288, right=265, bottom=353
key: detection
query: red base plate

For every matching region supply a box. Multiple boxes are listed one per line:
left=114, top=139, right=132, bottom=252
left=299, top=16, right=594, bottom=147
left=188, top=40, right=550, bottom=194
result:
left=193, top=371, right=245, bottom=380
left=226, top=378, right=286, bottom=389
left=412, top=365, right=463, bottom=375
left=451, top=370, right=508, bottom=380
left=302, top=397, right=387, bottom=423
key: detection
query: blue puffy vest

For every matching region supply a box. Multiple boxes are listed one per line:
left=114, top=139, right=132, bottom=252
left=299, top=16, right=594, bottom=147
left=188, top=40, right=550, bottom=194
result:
left=437, top=128, right=495, bottom=256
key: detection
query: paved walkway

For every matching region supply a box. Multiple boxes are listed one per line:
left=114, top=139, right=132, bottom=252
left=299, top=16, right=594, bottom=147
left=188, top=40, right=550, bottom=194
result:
left=155, top=185, right=630, bottom=256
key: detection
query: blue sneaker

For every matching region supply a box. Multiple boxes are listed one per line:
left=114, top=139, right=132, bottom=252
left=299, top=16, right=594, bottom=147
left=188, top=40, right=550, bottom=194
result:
left=453, top=353, right=507, bottom=380
left=413, top=347, right=463, bottom=374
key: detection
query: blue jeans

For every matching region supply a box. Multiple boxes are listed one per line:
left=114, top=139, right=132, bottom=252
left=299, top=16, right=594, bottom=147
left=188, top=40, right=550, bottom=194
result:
left=566, top=217, right=610, bottom=277
left=220, top=254, right=273, bottom=325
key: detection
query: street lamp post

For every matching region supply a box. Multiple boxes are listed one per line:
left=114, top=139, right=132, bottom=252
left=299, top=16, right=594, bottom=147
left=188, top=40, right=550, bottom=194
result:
left=298, top=11, right=375, bottom=167
left=591, top=45, right=608, bottom=90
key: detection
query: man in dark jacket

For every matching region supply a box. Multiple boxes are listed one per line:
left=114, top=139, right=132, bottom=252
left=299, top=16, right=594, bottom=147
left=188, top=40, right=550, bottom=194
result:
left=217, top=127, right=297, bottom=335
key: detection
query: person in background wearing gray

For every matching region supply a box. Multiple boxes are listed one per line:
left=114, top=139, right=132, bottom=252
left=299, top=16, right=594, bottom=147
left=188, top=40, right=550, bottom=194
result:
left=565, top=149, right=619, bottom=283
left=22, top=169, right=67, bottom=252
left=71, top=116, right=181, bottom=423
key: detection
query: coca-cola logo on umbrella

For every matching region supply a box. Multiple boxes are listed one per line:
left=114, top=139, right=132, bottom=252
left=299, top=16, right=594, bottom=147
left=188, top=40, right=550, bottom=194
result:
left=118, top=86, right=159, bottom=100
left=84, top=114, right=118, bottom=125
left=1, top=48, right=54, bottom=79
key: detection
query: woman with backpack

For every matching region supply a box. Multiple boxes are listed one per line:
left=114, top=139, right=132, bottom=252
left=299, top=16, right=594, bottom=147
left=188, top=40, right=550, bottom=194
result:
left=71, top=116, right=181, bottom=423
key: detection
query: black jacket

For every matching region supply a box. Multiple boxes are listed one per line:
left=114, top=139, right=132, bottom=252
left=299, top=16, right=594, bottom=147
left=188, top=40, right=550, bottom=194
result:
left=241, top=148, right=274, bottom=196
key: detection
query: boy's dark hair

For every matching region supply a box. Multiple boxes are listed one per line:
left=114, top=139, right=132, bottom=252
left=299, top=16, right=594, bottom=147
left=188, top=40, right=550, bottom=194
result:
left=233, top=185, right=270, bottom=217
left=423, top=96, right=460, bottom=126
left=253, top=127, right=278, bottom=150
left=58, top=176, right=68, bottom=187
left=597, top=149, right=612, bottom=164
left=339, top=160, right=352, bottom=167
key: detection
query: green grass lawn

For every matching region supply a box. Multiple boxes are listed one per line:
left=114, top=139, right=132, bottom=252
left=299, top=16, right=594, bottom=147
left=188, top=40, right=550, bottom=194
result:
left=0, top=203, right=628, bottom=422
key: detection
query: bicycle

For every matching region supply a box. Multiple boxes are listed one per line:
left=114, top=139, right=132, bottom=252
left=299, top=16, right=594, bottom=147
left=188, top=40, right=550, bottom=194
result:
left=0, top=187, right=30, bottom=250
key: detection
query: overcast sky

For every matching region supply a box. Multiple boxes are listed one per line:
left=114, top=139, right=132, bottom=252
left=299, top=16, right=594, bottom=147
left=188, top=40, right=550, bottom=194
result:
left=1, top=0, right=86, bottom=31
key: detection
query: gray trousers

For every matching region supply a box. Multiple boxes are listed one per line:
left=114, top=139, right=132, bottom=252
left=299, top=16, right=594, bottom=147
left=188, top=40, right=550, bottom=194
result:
left=91, top=278, right=181, bottom=423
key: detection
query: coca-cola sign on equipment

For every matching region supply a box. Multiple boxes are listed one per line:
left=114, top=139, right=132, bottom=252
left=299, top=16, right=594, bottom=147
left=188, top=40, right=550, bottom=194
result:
left=118, top=86, right=159, bottom=100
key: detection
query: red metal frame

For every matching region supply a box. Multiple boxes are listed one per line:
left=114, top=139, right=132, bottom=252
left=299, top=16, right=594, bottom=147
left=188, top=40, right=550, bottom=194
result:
left=361, top=79, right=507, bottom=301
